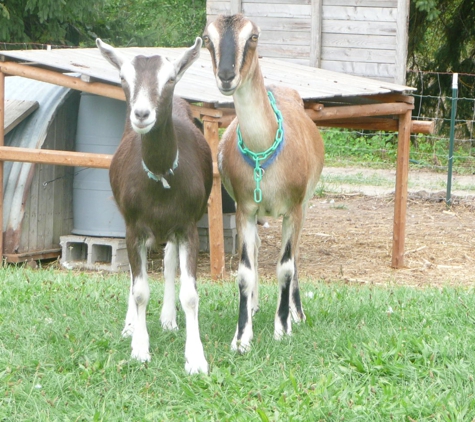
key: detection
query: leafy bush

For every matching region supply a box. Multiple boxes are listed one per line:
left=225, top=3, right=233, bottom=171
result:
left=94, top=0, right=207, bottom=47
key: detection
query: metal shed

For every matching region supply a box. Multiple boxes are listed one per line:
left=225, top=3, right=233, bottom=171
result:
left=207, top=0, right=410, bottom=84
left=3, top=77, right=79, bottom=262
left=0, top=43, right=431, bottom=277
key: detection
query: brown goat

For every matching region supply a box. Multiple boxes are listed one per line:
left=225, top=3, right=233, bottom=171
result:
left=96, top=38, right=212, bottom=374
left=203, top=15, right=324, bottom=352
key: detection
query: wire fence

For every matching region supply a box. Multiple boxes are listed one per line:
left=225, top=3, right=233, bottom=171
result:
left=321, top=71, right=475, bottom=176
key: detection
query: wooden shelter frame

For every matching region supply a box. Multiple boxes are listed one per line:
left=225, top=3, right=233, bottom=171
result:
left=0, top=49, right=433, bottom=278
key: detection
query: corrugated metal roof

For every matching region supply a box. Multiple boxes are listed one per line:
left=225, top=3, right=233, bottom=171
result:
left=0, top=46, right=414, bottom=107
left=3, top=76, right=72, bottom=232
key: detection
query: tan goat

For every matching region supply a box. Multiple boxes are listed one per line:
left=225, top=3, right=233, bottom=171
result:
left=203, top=14, right=325, bottom=352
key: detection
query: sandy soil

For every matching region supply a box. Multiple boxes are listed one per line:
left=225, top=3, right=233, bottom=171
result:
left=194, top=168, right=475, bottom=287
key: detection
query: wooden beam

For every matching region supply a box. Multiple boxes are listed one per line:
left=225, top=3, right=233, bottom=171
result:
left=306, top=102, right=414, bottom=122
left=392, top=109, right=412, bottom=268
left=0, top=61, right=125, bottom=101
left=316, top=117, right=434, bottom=134
left=0, top=146, right=112, bottom=168
left=203, top=116, right=225, bottom=279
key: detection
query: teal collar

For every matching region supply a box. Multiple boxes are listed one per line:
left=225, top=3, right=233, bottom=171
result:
left=237, top=91, right=284, bottom=203
left=142, top=150, right=179, bottom=189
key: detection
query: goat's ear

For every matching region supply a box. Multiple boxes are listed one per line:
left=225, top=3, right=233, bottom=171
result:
left=96, top=38, right=124, bottom=70
left=173, top=37, right=202, bottom=82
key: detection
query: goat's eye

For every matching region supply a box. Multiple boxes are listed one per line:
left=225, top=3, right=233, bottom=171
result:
left=203, top=35, right=210, bottom=44
left=251, top=34, right=259, bottom=42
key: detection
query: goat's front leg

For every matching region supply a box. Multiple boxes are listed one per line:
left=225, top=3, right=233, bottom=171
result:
left=127, top=240, right=151, bottom=362
left=160, top=240, right=178, bottom=330
left=275, top=206, right=305, bottom=340
left=178, top=228, right=208, bottom=374
left=232, top=213, right=258, bottom=353
left=121, top=271, right=137, bottom=338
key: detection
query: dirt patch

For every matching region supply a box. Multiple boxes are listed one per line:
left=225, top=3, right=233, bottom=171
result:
left=194, top=191, right=475, bottom=287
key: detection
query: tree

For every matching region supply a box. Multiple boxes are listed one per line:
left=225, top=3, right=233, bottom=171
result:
left=0, top=0, right=103, bottom=45
left=407, top=0, right=475, bottom=140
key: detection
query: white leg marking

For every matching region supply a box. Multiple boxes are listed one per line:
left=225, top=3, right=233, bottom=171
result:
left=179, top=243, right=208, bottom=375
left=160, top=242, right=178, bottom=331
left=122, top=268, right=137, bottom=338
left=231, top=217, right=258, bottom=353
left=130, top=245, right=151, bottom=362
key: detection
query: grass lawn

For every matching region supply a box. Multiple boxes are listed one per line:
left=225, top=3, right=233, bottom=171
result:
left=1, top=266, right=475, bottom=421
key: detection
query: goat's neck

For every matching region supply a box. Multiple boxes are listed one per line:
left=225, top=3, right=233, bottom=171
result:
left=140, top=112, right=178, bottom=175
left=233, top=66, right=278, bottom=152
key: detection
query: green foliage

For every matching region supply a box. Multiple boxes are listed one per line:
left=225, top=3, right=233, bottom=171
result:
left=408, top=0, right=475, bottom=140
left=89, top=0, right=207, bottom=47
left=2, top=267, right=475, bottom=420
left=321, top=128, right=475, bottom=174
left=0, top=0, right=206, bottom=47
left=0, top=0, right=102, bottom=44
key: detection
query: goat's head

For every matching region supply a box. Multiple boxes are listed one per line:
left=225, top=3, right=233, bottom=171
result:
left=96, top=38, right=202, bottom=134
left=203, top=14, right=260, bottom=96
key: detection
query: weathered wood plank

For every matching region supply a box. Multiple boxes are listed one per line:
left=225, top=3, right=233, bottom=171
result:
left=245, top=0, right=311, bottom=3
left=323, top=19, right=397, bottom=35
left=323, top=5, right=397, bottom=22
left=260, top=30, right=311, bottom=45
left=4, top=99, right=39, bottom=135
left=321, top=59, right=396, bottom=78
left=242, top=3, right=311, bottom=17
left=323, top=0, right=397, bottom=5
left=322, top=33, right=396, bottom=50
left=322, top=47, right=396, bottom=64
left=259, top=44, right=311, bottom=58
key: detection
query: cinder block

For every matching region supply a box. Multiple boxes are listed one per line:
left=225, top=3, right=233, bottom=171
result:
left=60, top=235, right=129, bottom=272
left=198, top=213, right=237, bottom=254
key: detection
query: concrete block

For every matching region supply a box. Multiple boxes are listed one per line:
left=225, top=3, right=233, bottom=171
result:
left=60, top=235, right=129, bottom=272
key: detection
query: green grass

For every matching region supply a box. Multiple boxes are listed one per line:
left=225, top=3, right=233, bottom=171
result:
left=2, top=266, right=475, bottom=421
left=321, top=128, right=475, bottom=175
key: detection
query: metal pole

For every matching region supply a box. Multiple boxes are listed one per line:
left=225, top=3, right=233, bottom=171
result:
left=446, top=73, right=458, bottom=206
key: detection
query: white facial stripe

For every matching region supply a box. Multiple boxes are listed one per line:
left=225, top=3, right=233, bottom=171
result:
left=157, top=59, right=175, bottom=96
left=121, top=60, right=136, bottom=98
left=236, top=21, right=255, bottom=65
left=207, top=23, right=221, bottom=62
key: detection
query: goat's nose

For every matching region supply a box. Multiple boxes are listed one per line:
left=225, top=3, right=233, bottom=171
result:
left=134, top=108, right=150, bottom=121
left=217, top=68, right=236, bottom=84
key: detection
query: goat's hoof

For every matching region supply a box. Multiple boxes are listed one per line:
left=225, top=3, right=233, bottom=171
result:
left=291, top=309, right=306, bottom=323
left=161, top=320, right=178, bottom=331
left=251, top=306, right=260, bottom=316
left=131, top=348, right=151, bottom=362
left=121, top=324, right=134, bottom=338
left=231, top=338, right=251, bottom=354
left=185, top=356, right=209, bottom=375
left=274, top=328, right=292, bottom=341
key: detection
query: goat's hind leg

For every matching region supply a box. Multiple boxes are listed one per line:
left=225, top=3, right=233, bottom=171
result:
left=160, top=240, right=179, bottom=331
left=275, top=208, right=306, bottom=340
left=178, top=227, right=208, bottom=374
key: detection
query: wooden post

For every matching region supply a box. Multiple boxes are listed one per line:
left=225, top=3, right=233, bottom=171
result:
left=0, top=70, right=4, bottom=261
left=203, top=116, right=225, bottom=279
left=310, top=0, right=323, bottom=68
left=392, top=109, right=412, bottom=268
left=230, top=0, right=242, bottom=14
